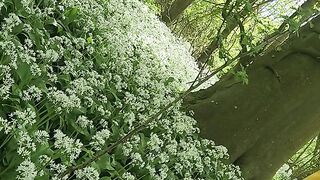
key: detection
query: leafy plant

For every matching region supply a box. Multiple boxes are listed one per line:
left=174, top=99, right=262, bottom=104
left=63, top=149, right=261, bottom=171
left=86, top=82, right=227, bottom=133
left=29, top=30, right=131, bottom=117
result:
left=0, top=0, right=242, bottom=179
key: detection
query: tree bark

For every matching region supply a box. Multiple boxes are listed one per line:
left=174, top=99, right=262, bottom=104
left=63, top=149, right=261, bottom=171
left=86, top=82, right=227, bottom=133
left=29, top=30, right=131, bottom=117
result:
left=161, top=0, right=194, bottom=24
left=185, top=15, right=320, bottom=179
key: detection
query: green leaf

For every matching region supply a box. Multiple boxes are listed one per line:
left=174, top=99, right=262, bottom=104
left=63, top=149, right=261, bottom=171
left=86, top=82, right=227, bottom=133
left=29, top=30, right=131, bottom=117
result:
left=16, top=62, right=32, bottom=88
left=31, top=144, right=53, bottom=160
left=11, top=23, right=24, bottom=35
left=35, top=174, right=49, bottom=180
left=31, top=16, right=44, bottom=30
left=87, top=36, right=93, bottom=44
left=12, top=84, right=22, bottom=97
left=91, top=162, right=101, bottom=173
left=45, top=17, right=58, bottom=27
left=68, top=114, right=90, bottom=137
left=164, top=77, right=175, bottom=86
left=100, top=177, right=112, bottom=180
left=244, top=1, right=253, bottom=13
left=27, top=29, right=43, bottom=48
left=72, top=107, right=87, bottom=115
left=94, top=53, right=105, bottom=67
left=233, top=65, right=248, bottom=85
left=63, top=7, right=80, bottom=25
left=0, top=168, right=17, bottom=180
left=70, top=120, right=90, bottom=136
left=96, top=154, right=115, bottom=171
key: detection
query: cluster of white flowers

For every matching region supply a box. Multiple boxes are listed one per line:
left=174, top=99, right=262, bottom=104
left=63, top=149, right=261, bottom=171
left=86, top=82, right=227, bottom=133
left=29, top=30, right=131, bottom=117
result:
left=0, top=65, right=14, bottom=99
left=22, top=85, right=42, bottom=101
left=0, top=116, right=15, bottom=134
left=17, top=131, right=36, bottom=157
left=48, top=161, right=68, bottom=180
left=0, top=0, right=243, bottom=179
left=10, top=108, right=37, bottom=128
left=2, top=13, right=22, bottom=32
left=53, top=130, right=83, bottom=162
left=147, top=133, right=164, bottom=152
left=34, top=130, right=50, bottom=144
left=130, top=152, right=144, bottom=167
left=122, top=172, right=136, bottom=180
left=47, top=88, right=82, bottom=113
left=76, top=115, right=94, bottom=129
left=75, top=167, right=99, bottom=180
left=90, top=128, right=111, bottom=151
left=67, top=78, right=94, bottom=97
left=273, top=164, right=294, bottom=180
left=16, top=158, right=38, bottom=180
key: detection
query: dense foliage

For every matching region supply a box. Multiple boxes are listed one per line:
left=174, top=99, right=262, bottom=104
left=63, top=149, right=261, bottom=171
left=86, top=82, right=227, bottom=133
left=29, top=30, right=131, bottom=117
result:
left=146, top=0, right=310, bottom=69
left=145, top=0, right=320, bottom=179
left=0, top=0, right=243, bottom=179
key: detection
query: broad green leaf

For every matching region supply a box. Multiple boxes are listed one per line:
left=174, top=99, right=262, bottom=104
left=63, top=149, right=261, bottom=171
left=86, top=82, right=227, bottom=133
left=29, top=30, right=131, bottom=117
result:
left=16, top=62, right=32, bottom=88
left=96, top=154, right=115, bottom=171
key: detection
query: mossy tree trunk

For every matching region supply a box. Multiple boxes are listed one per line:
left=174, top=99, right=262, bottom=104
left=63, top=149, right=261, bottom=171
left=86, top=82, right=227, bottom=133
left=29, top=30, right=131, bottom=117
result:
left=185, top=15, right=320, bottom=179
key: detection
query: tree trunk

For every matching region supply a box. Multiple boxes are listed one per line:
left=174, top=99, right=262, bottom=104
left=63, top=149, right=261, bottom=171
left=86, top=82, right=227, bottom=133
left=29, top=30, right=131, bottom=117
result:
left=185, top=15, right=320, bottom=179
left=161, top=0, right=194, bottom=24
